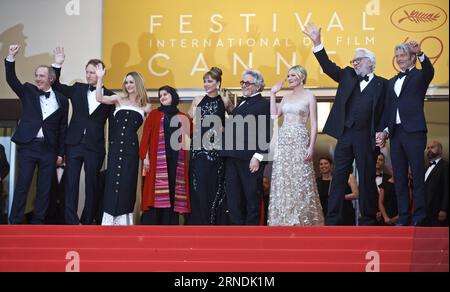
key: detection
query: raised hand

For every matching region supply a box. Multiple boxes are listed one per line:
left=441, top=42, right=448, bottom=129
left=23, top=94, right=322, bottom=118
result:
left=221, top=93, right=232, bottom=108
left=270, top=80, right=285, bottom=95
left=8, top=45, right=21, bottom=59
left=95, top=64, right=106, bottom=79
left=53, top=47, right=65, bottom=65
left=303, top=23, right=322, bottom=47
left=407, top=40, right=421, bottom=55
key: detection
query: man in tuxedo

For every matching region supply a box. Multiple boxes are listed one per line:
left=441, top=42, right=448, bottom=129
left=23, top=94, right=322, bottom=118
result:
left=45, top=164, right=66, bottom=224
left=0, top=144, right=10, bottom=224
left=424, top=141, right=448, bottom=227
left=5, top=45, right=68, bottom=224
left=377, top=41, right=434, bottom=226
left=304, top=24, right=387, bottom=225
left=51, top=48, right=115, bottom=225
left=221, top=69, right=272, bottom=225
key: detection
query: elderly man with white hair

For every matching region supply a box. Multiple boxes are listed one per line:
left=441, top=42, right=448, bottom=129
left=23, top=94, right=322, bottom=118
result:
left=304, top=23, right=388, bottom=226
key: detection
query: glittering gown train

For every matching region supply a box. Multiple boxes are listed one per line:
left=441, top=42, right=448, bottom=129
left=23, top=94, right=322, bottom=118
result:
left=268, top=100, right=324, bottom=226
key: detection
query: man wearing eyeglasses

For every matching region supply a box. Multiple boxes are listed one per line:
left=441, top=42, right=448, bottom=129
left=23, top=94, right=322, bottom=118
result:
left=303, top=23, right=387, bottom=226
left=221, top=69, right=271, bottom=225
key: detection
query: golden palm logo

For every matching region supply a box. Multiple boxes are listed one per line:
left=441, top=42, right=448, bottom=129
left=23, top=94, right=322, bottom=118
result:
left=391, top=4, right=447, bottom=32
left=398, top=10, right=440, bottom=24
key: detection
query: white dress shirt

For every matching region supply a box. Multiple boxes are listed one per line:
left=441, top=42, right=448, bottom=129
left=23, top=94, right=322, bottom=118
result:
left=425, top=157, right=441, bottom=181
left=87, top=87, right=102, bottom=115
left=36, top=90, right=59, bottom=138
left=393, top=54, right=426, bottom=124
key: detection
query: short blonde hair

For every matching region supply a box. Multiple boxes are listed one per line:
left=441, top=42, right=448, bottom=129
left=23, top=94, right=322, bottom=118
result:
left=288, top=65, right=307, bottom=85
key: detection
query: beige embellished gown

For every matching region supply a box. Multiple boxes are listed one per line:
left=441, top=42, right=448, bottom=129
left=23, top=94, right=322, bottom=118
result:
left=268, top=100, right=324, bottom=226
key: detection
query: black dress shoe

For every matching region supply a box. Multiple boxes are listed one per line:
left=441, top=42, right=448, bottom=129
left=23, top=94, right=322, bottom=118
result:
left=395, top=223, right=408, bottom=226
left=412, top=221, right=426, bottom=226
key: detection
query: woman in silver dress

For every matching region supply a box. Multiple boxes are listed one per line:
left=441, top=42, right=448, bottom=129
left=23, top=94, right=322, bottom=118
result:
left=267, top=65, right=324, bottom=226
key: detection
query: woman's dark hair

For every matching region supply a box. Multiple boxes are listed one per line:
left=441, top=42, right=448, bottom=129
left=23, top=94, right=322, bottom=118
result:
left=318, top=156, right=333, bottom=165
left=203, top=66, right=223, bottom=87
left=158, top=85, right=179, bottom=106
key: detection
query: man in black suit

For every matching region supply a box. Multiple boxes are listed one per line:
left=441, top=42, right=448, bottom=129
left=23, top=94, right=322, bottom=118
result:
left=45, top=164, right=66, bottom=224
left=222, top=69, right=272, bottom=225
left=0, top=144, right=10, bottom=224
left=377, top=41, right=434, bottom=226
left=52, top=47, right=114, bottom=225
left=424, top=141, right=448, bottom=227
left=5, top=45, right=68, bottom=224
left=304, top=24, right=387, bottom=226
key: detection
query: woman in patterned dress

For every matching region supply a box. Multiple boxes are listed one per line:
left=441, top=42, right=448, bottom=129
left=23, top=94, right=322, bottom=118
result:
left=186, top=67, right=234, bottom=225
left=267, top=65, right=324, bottom=226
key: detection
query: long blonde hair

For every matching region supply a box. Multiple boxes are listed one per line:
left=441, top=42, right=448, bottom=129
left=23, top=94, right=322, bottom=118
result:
left=121, top=71, right=148, bottom=107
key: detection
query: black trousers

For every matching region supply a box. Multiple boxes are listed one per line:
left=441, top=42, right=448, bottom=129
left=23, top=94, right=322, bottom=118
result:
left=390, top=124, right=427, bottom=225
left=326, top=128, right=378, bottom=226
left=9, top=141, right=56, bottom=224
left=225, top=157, right=264, bottom=225
left=64, top=143, right=105, bottom=225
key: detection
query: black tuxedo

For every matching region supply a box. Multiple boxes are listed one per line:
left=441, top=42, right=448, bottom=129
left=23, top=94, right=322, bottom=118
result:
left=45, top=166, right=66, bottom=224
left=52, top=66, right=114, bottom=225
left=314, top=48, right=388, bottom=225
left=0, top=144, right=10, bottom=224
left=384, top=55, right=434, bottom=225
left=5, top=59, right=68, bottom=224
left=425, top=159, right=449, bottom=226
left=221, top=93, right=272, bottom=224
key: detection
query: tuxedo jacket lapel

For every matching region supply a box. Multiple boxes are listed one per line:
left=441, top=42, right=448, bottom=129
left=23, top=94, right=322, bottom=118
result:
left=233, top=96, right=259, bottom=115
left=82, top=85, right=90, bottom=116
left=32, top=88, right=44, bottom=120
left=426, top=160, right=443, bottom=182
left=399, top=68, right=416, bottom=97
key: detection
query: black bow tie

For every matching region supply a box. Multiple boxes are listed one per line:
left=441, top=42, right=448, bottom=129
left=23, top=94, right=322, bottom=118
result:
left=397, top=69, right=410, bottom=79
left=376, top=173, right=383, bottom=178
left=39, top=90, right=51, bottom=98
left=238, top=96, right=249, bottom=104
left=357, top=75, right=369, bottom=82
left=88, top=85, right=96, bottom=92
left=429, top=161, right=436, bottom=167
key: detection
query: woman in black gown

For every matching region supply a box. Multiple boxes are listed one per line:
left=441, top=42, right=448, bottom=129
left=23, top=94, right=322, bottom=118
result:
left=316, top=157, right=358, bottom=225
left=94, top=66, right=149, bottom=225
left=186, top=67, right=234, bottom=225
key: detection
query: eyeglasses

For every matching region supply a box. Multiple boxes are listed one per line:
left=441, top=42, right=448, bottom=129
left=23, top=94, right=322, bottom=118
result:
left=240, top=80, right=256, bottom=87
left=349, top=57, right=369, bottom=65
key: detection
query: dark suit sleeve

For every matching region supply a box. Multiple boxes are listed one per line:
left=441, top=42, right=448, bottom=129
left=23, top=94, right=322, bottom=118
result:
left=4, top=59, right=25, bottom=98
left=263, top=100, right=272, bottom=156
left=58, top=98, right=69, bottom=157
left=313, top=48, right=344, bottom=83
left=441, top=161, right=449, bottom=213
left=0, top=145, right=9, bottom=180
left=419, top=55, right=435, bottom=86
left=52, top=66, right=75, bottom=98
left=375, top=78, right=389, bottom=132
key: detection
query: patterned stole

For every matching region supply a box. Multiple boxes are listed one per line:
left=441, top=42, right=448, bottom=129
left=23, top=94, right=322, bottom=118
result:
left=154, top=114, right=190, bottom=213
left=174, top=148, right=189, bottom=213
left=154, top=116, right=171, bottom=208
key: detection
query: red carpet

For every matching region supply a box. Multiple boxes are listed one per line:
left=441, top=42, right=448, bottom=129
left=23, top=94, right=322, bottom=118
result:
left=0, top=226, right=447, bottom=272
